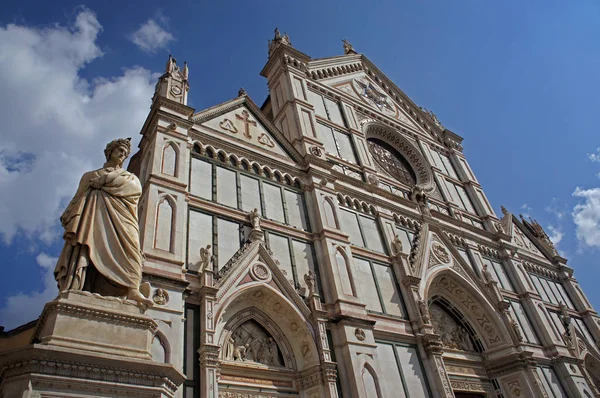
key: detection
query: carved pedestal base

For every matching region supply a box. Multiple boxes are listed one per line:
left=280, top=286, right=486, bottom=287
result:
left=249, top=229, right=264, bottom=242
left=35, top=290, right=157, bottom=360
left=0, top=291, right=185, bottom=398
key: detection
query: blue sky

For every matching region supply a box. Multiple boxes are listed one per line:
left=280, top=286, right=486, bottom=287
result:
left=1, top=1, right=600, bottom=329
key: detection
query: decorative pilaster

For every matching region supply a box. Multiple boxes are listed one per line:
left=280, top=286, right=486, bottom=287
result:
left=199, top=267, right=220, bottom=398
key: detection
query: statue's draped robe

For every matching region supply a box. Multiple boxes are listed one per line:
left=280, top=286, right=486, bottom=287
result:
left=54, top=166, right=143, bottom=292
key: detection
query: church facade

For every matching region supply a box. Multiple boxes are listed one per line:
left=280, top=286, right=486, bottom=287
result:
left=129, top=32, right=600, bottom=398
left=4, top=31, right=600, bottom=398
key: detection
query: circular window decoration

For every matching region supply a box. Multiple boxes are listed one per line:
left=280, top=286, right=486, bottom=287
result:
left=250, top=263, right=271, bottom=282
left=367, top=138, right=417, bottom=187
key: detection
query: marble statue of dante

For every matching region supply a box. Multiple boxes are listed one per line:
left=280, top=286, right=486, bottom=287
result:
left=54, top=138, right=153, bottom=307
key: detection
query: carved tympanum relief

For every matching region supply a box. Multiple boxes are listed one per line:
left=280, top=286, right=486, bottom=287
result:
left=430, top=303, right=475, bottom=352
left=224, top=320, right=283, bottom=367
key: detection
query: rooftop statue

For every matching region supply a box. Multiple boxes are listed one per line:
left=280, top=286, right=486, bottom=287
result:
left=54, top=138, right=154, bottom=307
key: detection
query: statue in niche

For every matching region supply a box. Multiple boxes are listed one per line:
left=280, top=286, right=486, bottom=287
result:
left=509, top=318, right=523, bottom=342
left=418, top=299, right=431, bottom=324
left=481, top=263, right=503, bottom=304
left=304, top=271, right=316, bottom=296
left=199, top=244, right=212, bottom=273
left=226, top=320, right=283, bottom=366
left=249, top=208, right=261, bottom=231
left=54, top=138, right=153, bottom=307
left=390, top=235, right=404, bottom=258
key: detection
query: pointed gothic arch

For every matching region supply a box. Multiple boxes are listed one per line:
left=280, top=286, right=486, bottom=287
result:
left=161, top=141, right=179, bottom=177
left=361, top=362, right=382, bottom=398
left=323, top=196, right=339, bottom=229
left=423, top=269, right=512, bottom=350
left=154, top=194, right=176, bottom=252
left=151, top=331, right=170, bottom=363
left=215, top=283, right=319, bottom=372
left=334, top=246, right=356, bottom=297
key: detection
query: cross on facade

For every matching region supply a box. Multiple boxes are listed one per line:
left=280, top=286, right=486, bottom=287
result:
left=236, top=110, right=257, bottom=139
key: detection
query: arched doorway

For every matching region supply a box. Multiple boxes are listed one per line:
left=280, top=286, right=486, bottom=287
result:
left=585, top=354, right=600, bottom=392
left=214, top=284, right=324, bottom=397
left=424, top=272, right=513, bottom=397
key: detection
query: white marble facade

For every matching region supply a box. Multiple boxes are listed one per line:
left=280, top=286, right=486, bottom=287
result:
left=126, top=33, right=600, bottom=398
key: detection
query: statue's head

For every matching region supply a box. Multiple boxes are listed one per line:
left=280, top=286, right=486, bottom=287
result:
left=104, top=138, right=132, bottom=166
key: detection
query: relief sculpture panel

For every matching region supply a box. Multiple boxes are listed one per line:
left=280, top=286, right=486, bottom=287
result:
left=224, top=320, right=284, bottom=367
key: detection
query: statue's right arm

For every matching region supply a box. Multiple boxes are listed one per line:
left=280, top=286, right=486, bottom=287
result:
left=60, top=171, right=96, bottom=227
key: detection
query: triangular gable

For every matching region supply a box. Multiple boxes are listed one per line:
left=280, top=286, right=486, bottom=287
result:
left=421, top=231, right=476, bottom=283
left=305, top=54, right=444, bottom=136
left=511, top=221, right=542, bottom=257
left=191, top=96, right=303, bottom=163
left=417, top=227, right=496, bottom=302
left=214, top=240, right=311, bottom=319
left=331, top=75, right=420, bottom=129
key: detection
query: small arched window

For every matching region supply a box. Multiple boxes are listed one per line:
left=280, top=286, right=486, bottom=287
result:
left=367, top=138, right=416, bottom=187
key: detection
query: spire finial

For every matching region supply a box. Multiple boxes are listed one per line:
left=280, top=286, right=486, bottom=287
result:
left=342, top=39, right=357, bottom=54
left=268, top=27, right=292, bottom=57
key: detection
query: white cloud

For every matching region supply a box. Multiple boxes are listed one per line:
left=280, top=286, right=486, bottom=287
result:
left=0, top=9, right=156, bottom=244
left=0, top=253, right=58, bottom=329
left=546, top=225, right=563, bottom=246
left=520, top=203, right=533, bottom=218
left=572, top=187, right=600, bottom=248
left=129, top=18, right=174, bottom=53
left=588, top=148, right=600, bottom=163
left=545, top=198, right=566, bottom=220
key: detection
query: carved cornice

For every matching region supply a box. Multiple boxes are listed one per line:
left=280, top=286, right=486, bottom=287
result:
left=484, top=352, right=536, bottom=378
left=191, top=142, right=305, bottom=190
left=523, top=261, right=560, bottom=280
left=305, top=57, right=364, bottom=81
left=0, top=351, right=182, bottom=395
left=35, top=295, right=158, bottom=340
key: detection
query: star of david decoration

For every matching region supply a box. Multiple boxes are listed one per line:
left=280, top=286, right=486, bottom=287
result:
left=355, top=79, right=393, bottom=112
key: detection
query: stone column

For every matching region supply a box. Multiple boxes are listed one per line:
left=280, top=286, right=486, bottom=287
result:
left=199, top=269, right=220, bottom=398
left=422, top=337, right=454, bottom=398
left=306, top=289, right=338, bottom=397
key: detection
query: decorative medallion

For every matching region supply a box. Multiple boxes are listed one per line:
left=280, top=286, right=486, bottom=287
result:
left=366, top=174, right=379, bottom=185
left=219, top=118, right=238, bottom=134
left=250, top=262, right=271, bottom=281
left=170, top=85, right=182, bottom=96
left=432, top=243, right=450, bottom=263
left=354, top=328, right=366, bottom=341
left=310, top=146, right=323, bottom=157
left=258, top=133, right=275, bottom=148
left=152, top=288, right=169, bottom=305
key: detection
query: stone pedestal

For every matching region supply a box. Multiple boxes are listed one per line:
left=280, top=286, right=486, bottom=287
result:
left=0, top=291, right=185, bottom=398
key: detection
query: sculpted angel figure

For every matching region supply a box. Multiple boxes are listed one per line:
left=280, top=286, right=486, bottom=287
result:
left=199, top=244, right=212, bottom=273
left=54, top=138, right=153, bottom=307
